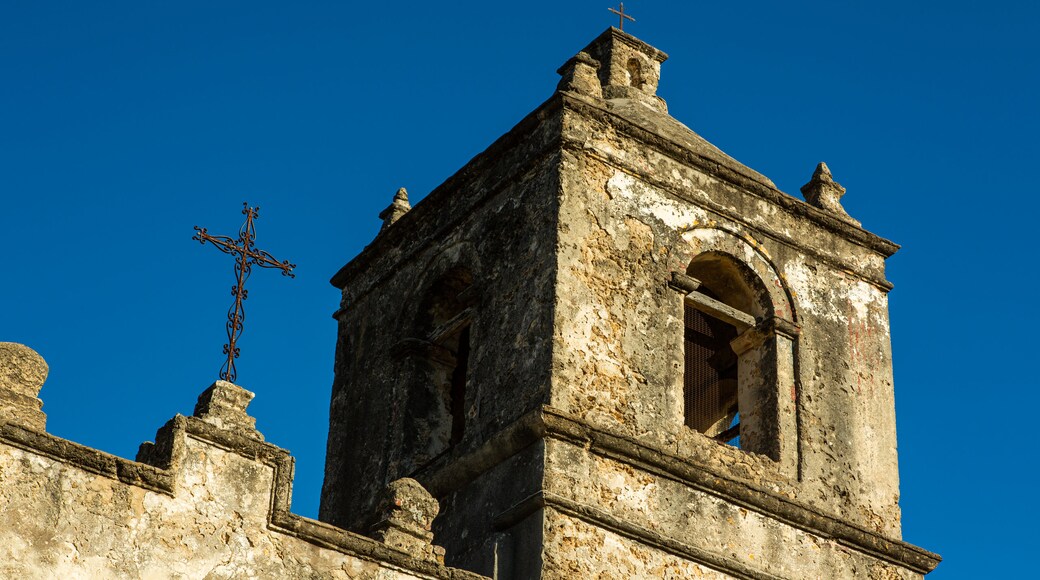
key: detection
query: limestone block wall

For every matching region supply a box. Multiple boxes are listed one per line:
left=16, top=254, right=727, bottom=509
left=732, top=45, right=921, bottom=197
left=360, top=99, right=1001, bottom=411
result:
left=551, top=94, right=906, bottom=539
left=535, top=408, right=938, bottom=580
left=543, top=513, right=730, bottom=579
left=0, top=346, right=485, bottom=580
left=543, top=437, right=921, bottom=580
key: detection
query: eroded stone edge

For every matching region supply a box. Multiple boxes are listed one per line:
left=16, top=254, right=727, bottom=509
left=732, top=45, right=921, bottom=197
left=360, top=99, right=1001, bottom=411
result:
left=413, top=405, right=940, bottom=576
left=0, top=417, right=486, bottom=580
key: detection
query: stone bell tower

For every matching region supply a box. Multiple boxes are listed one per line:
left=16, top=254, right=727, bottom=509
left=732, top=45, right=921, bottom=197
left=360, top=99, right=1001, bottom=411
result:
left=320, top=28, right=940, bottom=579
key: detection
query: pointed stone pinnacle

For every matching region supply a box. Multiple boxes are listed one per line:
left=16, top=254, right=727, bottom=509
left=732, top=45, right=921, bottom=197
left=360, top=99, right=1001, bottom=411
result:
left=379, top=187, right=412, bottom=231
left=392, top=187, right=409, bottom=205
left=800, top=162, right=860, bottom=227
left=813, top=162, right=834, bottom=182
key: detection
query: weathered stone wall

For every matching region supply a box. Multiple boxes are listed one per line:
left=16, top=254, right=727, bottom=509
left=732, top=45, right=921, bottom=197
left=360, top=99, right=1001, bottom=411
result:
left=321, top=103, right=564, bottom=564
left=0, top=348, right=485, bottom=580
left=432, top=440, right=546, bottom=577
left=543, top=511, right=730, bottom=579
left=543, top=437, right=921, bottom=580
left=552, top=91, right=904, bottom=539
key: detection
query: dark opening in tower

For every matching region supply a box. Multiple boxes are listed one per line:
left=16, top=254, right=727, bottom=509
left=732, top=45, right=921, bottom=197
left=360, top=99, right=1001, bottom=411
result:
left=401, top=266, right=475, bottom=474
left=683, top=289, right=740, bottom=445
left=679, top=252, right=772, bottom=451
left=447, top=324, right=470, bottom=446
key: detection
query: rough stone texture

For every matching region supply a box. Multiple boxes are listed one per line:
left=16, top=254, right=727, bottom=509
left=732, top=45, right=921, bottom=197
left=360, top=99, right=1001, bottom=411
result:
left=0, top=342, right=48, bottom=431
left=0, top=372, right=485, bottom=580
left=553, top=96, right=901, bottom=534
left=543, top=510, right=730, bottom=579
left=556, top=52, right=603, bottom=99
left=193, top=380, right=263, bottom=440
left=543, top=437, right=921, bottom=579
left=370, top=478, right=446, bottom=564
left=580, top=28, right=669, bottom=112
left=322, top=27, right=939, bottom=579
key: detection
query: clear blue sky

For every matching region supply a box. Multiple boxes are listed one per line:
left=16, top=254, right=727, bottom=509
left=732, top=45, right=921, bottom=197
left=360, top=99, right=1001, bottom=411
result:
left=2, top=2, right=1035, bottom=577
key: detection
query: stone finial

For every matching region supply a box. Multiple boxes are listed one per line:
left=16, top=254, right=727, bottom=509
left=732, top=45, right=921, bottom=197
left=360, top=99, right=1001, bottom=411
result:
left=556, top=51, right=603, bottom=98
left=800, top=162, right=861, bottom=227
left=379, top=188, right=411, bottom=231
left=370, top=478, right=446, bottom=564
left=193, top=380, right=263, bottom=441
left=0, top=342, right=48, bottom=431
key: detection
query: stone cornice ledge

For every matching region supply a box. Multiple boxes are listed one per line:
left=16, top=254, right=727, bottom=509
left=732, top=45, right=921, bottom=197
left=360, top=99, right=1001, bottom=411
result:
left=495, top=490, right=783, bottom=580
left=559, top=92, right=901, bottom=259
left=536, top=407, right=941, bottom=575
left=0, top=420, right=174, bottom=493
left=417, top=406, right=939, bottom=576
left=575, top=140, right=895, bottom=292
left=0, top=418, right=486, bottom=580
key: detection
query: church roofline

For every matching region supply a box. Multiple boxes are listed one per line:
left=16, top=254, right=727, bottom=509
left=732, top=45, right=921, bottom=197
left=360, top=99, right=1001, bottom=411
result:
left=331, top=89, right=898, bottom=293
left=557, top=91, right=901, bottom=255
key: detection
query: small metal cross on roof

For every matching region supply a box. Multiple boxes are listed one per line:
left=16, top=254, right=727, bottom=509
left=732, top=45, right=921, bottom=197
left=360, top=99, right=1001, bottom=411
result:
left=193, top=202, right=295, bottom=383
left=608, top=2, right=635, bottom=31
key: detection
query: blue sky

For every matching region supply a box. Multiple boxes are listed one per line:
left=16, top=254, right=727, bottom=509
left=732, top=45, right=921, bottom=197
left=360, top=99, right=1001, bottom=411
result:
left=2, top=2, right=1036, bottom=577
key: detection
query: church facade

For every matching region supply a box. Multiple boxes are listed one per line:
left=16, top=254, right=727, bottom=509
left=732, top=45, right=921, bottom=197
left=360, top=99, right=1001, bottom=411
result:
left=0, top=29, right=940, bottom=579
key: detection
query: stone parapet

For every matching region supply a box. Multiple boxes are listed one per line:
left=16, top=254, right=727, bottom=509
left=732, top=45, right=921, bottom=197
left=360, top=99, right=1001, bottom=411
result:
left=0, top=375, right=483, bottom=580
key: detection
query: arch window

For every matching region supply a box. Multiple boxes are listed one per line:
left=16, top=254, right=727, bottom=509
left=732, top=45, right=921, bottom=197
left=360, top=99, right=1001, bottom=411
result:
left=399, top=267, right=475, bottom=473
left=626, top=57, right=644, bottom=89
left=683, top=290, right=741, bottom=444
left=672, top=251, right=799, bottom=469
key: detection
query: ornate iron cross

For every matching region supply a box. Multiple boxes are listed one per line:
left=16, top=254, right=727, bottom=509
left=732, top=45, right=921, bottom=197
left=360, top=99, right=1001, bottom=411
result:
left=193, top=202, right=295, bottom=383
left=608, top=3, right=635, bottom=31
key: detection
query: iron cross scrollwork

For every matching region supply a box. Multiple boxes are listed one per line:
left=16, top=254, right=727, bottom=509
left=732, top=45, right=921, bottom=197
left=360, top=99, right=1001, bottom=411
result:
left=608, top=3, right=635, bottom=31
left=193, top=202, right=295, bottom=383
